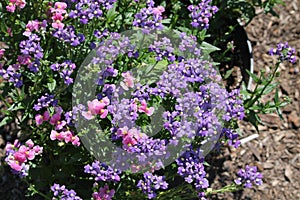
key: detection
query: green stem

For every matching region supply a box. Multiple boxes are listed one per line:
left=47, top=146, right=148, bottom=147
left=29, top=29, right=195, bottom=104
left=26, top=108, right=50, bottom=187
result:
left=24, top=180, right=51, bottom=200
left=205, top=184, right=243, bottom=196
left=245, top=62, right=280, bottom=109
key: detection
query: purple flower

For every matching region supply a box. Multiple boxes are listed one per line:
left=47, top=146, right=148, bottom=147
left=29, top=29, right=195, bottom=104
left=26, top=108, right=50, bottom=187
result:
left=33, top=93, right=58, bottom=111
left=69, top=0, right=116, bottom=24
left=53, top=26, right=85, bottom=46
left=84, top=160, right=121, bottom=182
left=137, top=172, right=168, bottom=199
left=188, top=0, right=218, bottom=29
left=51, top=61, right=76, bottom=86
left=133, top=4, right=165, bottom=33
left=51, top=183, right=82, bottom=200
left=269, top=42, right=297, bottom=63
left=234, top=165, right=263, bottom=188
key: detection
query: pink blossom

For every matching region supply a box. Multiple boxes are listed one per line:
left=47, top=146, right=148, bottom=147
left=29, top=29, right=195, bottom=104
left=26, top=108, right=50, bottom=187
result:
left=35, top=114, right=44, bottom=125
left=17, top=55, right=32, bottom=65
left=7, top=27, right=12, bottom=37
left=14, top=152, right=26, bottom=163
left=25, top=139, right=34, bottom=148
left=116, top=126, right=129, bottom=137
left=81, top=110, right=94, bottom=120
left=6, top=3, right=16, bottom=13
left=120, top=72, right=135, bottom=90
left=32, top=145, right=43, bottom=154
left=153, top=6, right=165, bottom=16
left=50, top=130, right=65, bottom=141
left=9, top=160, right=22, bottom=171
left=83, top=98, right=110, bottom=119
left=23, top=20, right=40, bottom=37
left=138, top=100, right=154, bottom=116
left=71, top=136, right=80, bottom=146
left=54, top=2, right=67, bottom=13
left=15, top=0, right=26, bottom=9
left=50, top=113, right=61, bottom=125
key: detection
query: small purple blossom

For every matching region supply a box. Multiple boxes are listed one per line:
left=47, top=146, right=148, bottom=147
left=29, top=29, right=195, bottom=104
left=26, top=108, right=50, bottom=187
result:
left=137, top=172, right=168, bottom=199
left=51, top=183, right=82, bottom=200
left=84, top=160, right=121, bottom=182
left=234, top=165, right=263, bottom=188
left=269, top=42, right=297, bottom=64
left=53, top=26, right=85, bottom=46
left=188, top=0, right=218, bottom=29
left=33, top=93, right=58, bottom=111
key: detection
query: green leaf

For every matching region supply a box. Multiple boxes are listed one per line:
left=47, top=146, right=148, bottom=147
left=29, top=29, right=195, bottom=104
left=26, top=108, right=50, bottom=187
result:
left=47, top=79, right=56, bottom=92
left=224, top=68, right=234, bottom=79
left=0, top=116, right=13, bottom=127
left=200, top=41, right=220, bottom=54
left=246, top=69, right=261, bottom=84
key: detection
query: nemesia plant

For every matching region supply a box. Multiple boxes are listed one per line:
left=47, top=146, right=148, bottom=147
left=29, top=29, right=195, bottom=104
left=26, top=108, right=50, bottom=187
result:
left=0, top=0, right=297, bottom=200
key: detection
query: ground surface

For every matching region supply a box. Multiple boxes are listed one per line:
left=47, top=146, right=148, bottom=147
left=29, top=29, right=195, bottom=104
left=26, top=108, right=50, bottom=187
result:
left=0, top=1, right=299, bottom=199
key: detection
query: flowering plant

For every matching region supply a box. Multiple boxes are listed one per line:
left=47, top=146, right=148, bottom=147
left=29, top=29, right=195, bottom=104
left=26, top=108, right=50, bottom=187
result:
left=0, top=0, right=296, bottom=199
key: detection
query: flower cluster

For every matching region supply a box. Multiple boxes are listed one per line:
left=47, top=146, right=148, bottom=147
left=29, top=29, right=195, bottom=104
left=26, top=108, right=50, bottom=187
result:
left=50, top=130, right=80, bottom=146
left=176, top=149, right=209, bottom=190
left=81, top=97, right=110, bottom=120
left=19, top=34, right=44, bottom=72
left=234, top=165, right=263, bottom=188
left=269, top=42, right=297, bottom=64
left=33, top=93, right=58, bottom=111
left=23, top=20, right=47, bottom=37
left=51, top=60, right=77, bottom=85
left=93, top=185, right=115, bottom=200
left=51, top=183, right=82, bottom=200
left=49, top=2, right=68, bottom=29
left=53, top=26, right=85, bottom=46
left=222, top=128, right=240, bottom=148
left=84, top=160, right=121, bottom=182
left=148, top=37, right=175, bottom=62
left=137, top=172, right=168, bottom=199
left=188, top=0, right=218, bottom=29
left=5, top=139, right=43, bottom=177
left=0, top=64, right=23, bottom=87
left=133, top=3, right=165, bottom=33
left=69, top=0, right=116, bottom=24
left=6, top=0, right=26, bottom=13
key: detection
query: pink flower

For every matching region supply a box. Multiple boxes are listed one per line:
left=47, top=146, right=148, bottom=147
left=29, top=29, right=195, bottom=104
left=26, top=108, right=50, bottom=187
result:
left=117, top=126, right=129, bottom=137
left=138, top=100, right=154, bottom=116
left=54, top=2, right=67, bottom=13
left=35, top=111, right=50, bottom=125
left=153, top=6, right=165, bottom=16
left=81, top=110, right=94, bottom=120
left=15, top=0, right=26, bottom=9
left=50, top=130, right=65, bottom=141
left=25, top=139, right=34, bottom=148
left=6, top=3, right=16, bottom=12
left=120, top=72, right=135, bottom=90
left=14, top=152, right=26, bottom=163
left=7, top=27, right=12, bottom=37
left=82, top=97, right=110, bottom=119
left=35, top=114, right=44, bottom=125
left=23, top=20, right=40, bottom=37
left=50, top=113, right=66, bottom=130
left=9, top=160, right=22, bottom=171
left=52, top=13, right=65, bottom=29
left=71, top=136, right=80, bottom=146
left=32, top=145, right=43, bottom=154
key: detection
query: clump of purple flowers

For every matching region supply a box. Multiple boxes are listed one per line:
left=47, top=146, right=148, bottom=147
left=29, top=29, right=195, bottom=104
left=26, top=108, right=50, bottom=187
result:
left=188, top=0, right=218, bottom=29
left=50, top=60, right=76, bottom=85
left=0, top=64, right=23, bottom=88
left=137, top=172, right=168, bottom=199
left=176, top=148, right=209, bottom=190
left=51, top=183, right=82, bottom=200
left=19, top=34, right=44, bottom=72
left=84, top=160, right=121, bottom=182
left=53, top=25, right=85, bottom=46
left=68, top=0, right=116, bottom=24
left=234, top=165, right=263, bottom=188
left=148, top=37, right=176, bottom=62
left=133, top=3, right=165, bottom=33
left=269, top=42, right=297, bottom=64
left=33, top=93, right=58, bottom=111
